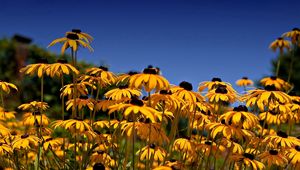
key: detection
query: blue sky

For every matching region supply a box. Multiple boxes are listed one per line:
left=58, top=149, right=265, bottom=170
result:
left=0, top=0, right=299, bottom=91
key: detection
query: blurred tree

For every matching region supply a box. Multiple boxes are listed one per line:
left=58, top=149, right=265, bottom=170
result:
left=0, top=36, right=94, bottom=118
left=271, top=46, right=300, bottom=94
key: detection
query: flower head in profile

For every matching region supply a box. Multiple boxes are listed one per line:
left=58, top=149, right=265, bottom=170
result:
left=205, top=85, right=238, bottom=104
left=47, top=59, right=79, bottom=77
left=18, top=101, right=49, bottom=112
left=258, top=149, right=288, bottom=167
left=229, top=152, right=265, bottom=170
left=129, top=65, right=170, bottom=92
left=0, top=81, right=18, bottom=94
left=48, top=31, right=93, bottom=54
left=236, top=77, right=253, bottom=87
left=12, top=133, right=40, bottom=150
left=66, top=29, right=94, bottom=43
left=20, top=58, right=49, bottom=78
left=263, top=131, right=300, bottom=148
left=85, top=66, right=117, bottom=85
left=104, top=84, right=142, bottom=101
left=269, top=37, right=291, bottom=53
left=282, top=28, right=300, bottom=44
left=136, top=144, right=167, bottom=162
left=260, top=76, right=292, bottom=92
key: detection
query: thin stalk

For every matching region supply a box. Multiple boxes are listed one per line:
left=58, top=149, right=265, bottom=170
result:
left=276, top=51, right=283, bottom=77
left=288, top=45, right=297, bottom=83
left=0, top=90, right=4, bottom=108
left=132, top=119, right=136, bottom=170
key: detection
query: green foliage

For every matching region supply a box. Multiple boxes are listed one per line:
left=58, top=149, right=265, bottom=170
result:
left=0, top=37, right=94, bottom=117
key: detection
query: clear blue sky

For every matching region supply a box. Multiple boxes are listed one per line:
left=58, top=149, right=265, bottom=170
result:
left=0, top=0, right=299, bottom=91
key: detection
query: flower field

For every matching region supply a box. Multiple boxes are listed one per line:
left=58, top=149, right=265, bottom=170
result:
left=0, top=28, right=300, bottom=170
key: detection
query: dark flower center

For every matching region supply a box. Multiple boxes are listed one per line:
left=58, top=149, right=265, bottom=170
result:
left=259, top=120, right=268, bottom=129
left=45, top=138, right=53, bottom=142
left=264, top=85, right=277, bottom=91
left=233, top=105, right=248, bottom=112
left=150, top=143, right=156, bottom=149
left=205, top=141, right=212, bottom=145
left=33, top=111, right=41, bottom=115
left=97, top=150, right=104, bottom=154
left=36, top=58, right=48, bottom=64
left=119, top=84, right=128, bottom=89
left=128, top=71, right=138, bottom=75
left=93, top=163, right=105, bottom=170
left=21, top=134, right=29, bottom=139
left=66, top=33, right=79, bottom=40
left=0, top=142, right=3, bottom=146
left=80, top=95, right=89, bottom=99
left=269, top=149, right=278, bottom=155
left=269, top=110, right=279, bottom=115
left=277, top=37, right=283, bottom=40
left=57, top=59, right=68, bottom=63
left=243, top=153, right=255, bottom=160
left=192, top=129, right=197, bottom=135
left=74, top=117, right=83, bottom=121
left=169, top=158, right=176, bottom=162
left=270, top=76, right=277, bottom=80
left=160, top=90, right=172, bottom=95
left=293, top=28, right=300, bottom=31
left=98, top=66, right=108, bottom=71
left=277, top=131, right=288, bottom=138
left=242, top=77, right=248, bottom=80
left=130, top=98, right=144, bottom=106
left=295, top=145, right=300, bottom=151
left=215, top=85, right=227, bottom=94
left=179, top=81, right=193, bottom=91
left=143, top=67, right=158, bottom=74
left=72, top=29, right=82, bottom=33
left=11, top=131, right=17, bottom=136
left=211, top=77, right=222, bottom=82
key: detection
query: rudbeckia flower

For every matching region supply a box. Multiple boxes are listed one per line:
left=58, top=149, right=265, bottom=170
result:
left=42, top=136, right=62, bottom=150
left=22, top=111, right=50, bottom=127
left=263, top=131, right=300, bottom=148
left=172, top=138, right=194, bottom=153
left=66, top=29, right=93, bottom=43
left=259, top=109, right=290, bottom=125
left=66, top=96, right=94, bottom=111
left=60, top=81, right=96, bottom=99
left=90, top=150, right=116, bottom=168
left=219, top=105, right=258, bottom=129
left=12, top=133, right=40, bottom=150
left=269, top=37, right=291, bottom=53
left=0, top=141, right=12, bottom=155
left=136, top=144, right=167, bottom=162
left=19, top=58, right=49, bottom=78
left=196, top=140, right=226, bottom=156
left=0, top=81, right=18, bottom=94
left=258, top=149, right=288, bottom=167
left=85, top=66, right=117, bottom=85
left=52, top=118, right=93, bottom=133
left=48, top=32, right=93, bottom=54
left=104, top=84, right=142, bottom=101
left=221, top=138, right=244, bottom=154
left=47, top=59, right=79, bottom=77
left=108, top=98, right=162, bottom=123
left=18, top=101, right=49, bottom=112
left=205, top=85, right=237, bottom=104
left=236, top=77, right=254, bottom=87
left=150, top=90, right=184, bottom=112
left=229, top=152, right=265, bottom=170
left=0, top=109, right=16, bottom=121
left=198, top=77, right=236, bottom=93
left=116, top=71, right=139, bottom=85
left=129, top=65, right=170, bottom=92
left=286, top=145, right=300, bottom=165
left=94, top=99, right=117, bottom=112
left=260, top=76, right=292, bottom=92
left=282, top=28, right=300, bottom=44
left=172, top=81, right=205, bottom=104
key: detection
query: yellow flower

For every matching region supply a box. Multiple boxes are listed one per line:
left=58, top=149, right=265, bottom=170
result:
left=18, top=101, right=49, bottom=112
left=269, top=37, right=291, bottom=52
left=263, top=131, right=300, bottom=148
left=60, top=82, right=96, bottom=99
left=219, top=105, right=259, bottom=129
left=109, top=98, right=162, bottom=123
left=52, top=118, right=93, bottom=133
left=19, top=58, right=49, bottom=78
left=150, top=90, right=184, bottom=112
left=205, top=85, right=237, bottom=103
left=258, top=149, right=288, bottom=167
left=286, top=145, right=300, bottom=165
left=90, top=150, right=116, bottom=168
left=196, top=140, right=225, bottom=156
left=0, top=81, right=18, bottom=94
left=104, top=85, right=142, bottom=101
left=42, top=136, right=62, bottom=150
left=129, top=66, right=170, bottom=92
left=0, top=124, right=10, bottom=137
left=236, top=77, right=253, bottom=87
left=94, top=99, right=117, bottom=112
left=172, top=138, right=194, bottom=153
left=0, top=109, right=16, bottom=121
left=22, top=111, right=50, bottom=127
left=116, top=71, right=139, bottom=85
left=47, top=59, right=79, bottom=77
left=66, top=96, right=94, bottom=111
left=230, top=152, right=265, bottom=170
left=260, top=76, right=292, bottom=91
left=0, top=141, right=12, bottom=155
left=48, top=32, right=93, bottom=54
left=85, top=66, right=117, bottom=85
left=198, top=77, right=236, bottom=93
left=282, top=28, right=300, bottom=44
left=66, top=29, right=93, bottom=43
left=12, top=134, right=40, bottom=150
left=136, top=144, right=166, bottom=162
left=221, top=138, right=244, bottom=154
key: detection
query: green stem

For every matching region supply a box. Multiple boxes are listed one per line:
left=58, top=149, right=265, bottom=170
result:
left=276, top=52, right=283, bottom=77
left=288, top=45, right=297, bottom=83
left=0, top=90, right=4, bottom=108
